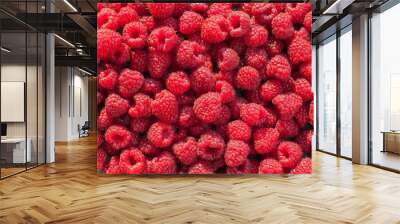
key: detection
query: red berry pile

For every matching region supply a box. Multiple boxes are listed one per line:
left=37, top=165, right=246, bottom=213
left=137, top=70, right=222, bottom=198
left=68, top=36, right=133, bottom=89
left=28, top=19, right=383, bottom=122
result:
left=97, top=3, right=313, bottom=175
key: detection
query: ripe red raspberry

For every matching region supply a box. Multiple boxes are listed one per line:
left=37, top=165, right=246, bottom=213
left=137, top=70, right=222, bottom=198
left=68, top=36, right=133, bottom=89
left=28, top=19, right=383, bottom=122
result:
left=146, top=3, right=175, bottom=19
left=98, top=109, right=113, bottom=131
left=105, top=93, right=129, bottom=118
left=191, top=3, right=208, bottom=13
left=130, top=117, right=151, bottom=133
left=172, top=137, right=198, bottom=165
left=148, top=51, right=171, bottom=79
left=299, top=62, right=312, bottom=82
left=117, top=6, right=139, bottom=28
left=227, top=159, right=259, bottom=174
left=138, top=138, right=161, bottom=156
left=98, top=68, right=118, bottom=91
left=130, top=50, right=147, bottom=74
left=188, top=160, right=214, bottom=174
left=228, top=97, right=248, bottom=120
left=226, top=120, right=251, bottom=141
left=97, top=8, right=119, bottom=30
left=176, top=41, right=206, bottom=69
left=286, top=3, right=312, bottom=24
left=97, top=147, right=107, bottom=171
left=139, top=16, right=156, bottom=31
left=254, top=128, right=280, bottom=154
left=227, top=11, right=251, bottom=38
left=173, top=3, right=190, bottom=17
left=174, top=128, right=188, bottom=143
left=251, top=3, right=278, bottom=27
left=276, top=119, right=299, bottom=138
left=97, top=28, right=122, bottom=62
left=151, top=90, right=178, bottom=123
left=179, top=11, right=204, bottom=35
left=201, top=15, right=230, bottom=43
left=158, top=17, right=178, bottom=30
left=111, top=42, right=131, bottom=66
left=105, top=155, right=121, bottom=174
left=295, top=103, right=310, bottom=128
left=190, top=67, right=216, bottom=94
left=309, top=100, right=314, bottom=125
left=277, top=141, right=303, bottom=169
left=245, top=47, right=268, bottom=70
left=264, top=107, right=278, bottom=127
left=147, top=151, right=176, bottom=174
left=296, top=129, right=313, bottom=153
left=141, top=78, right=163, bottom=96
left=128, top=93, right=152, bottom=118
left=294, top=78, right=313, bottom=102
left=97, top=91, right=104, bottom=105
left=229, top=38, right=246, bottom=56
left=259, top=158, right=283, bottom=174
left=207, top=3, right=232, bottom=17
left=147, top=122, right=175, bottom=148
left=189, top=124, right=210, bottom=138
left=290, top=158, right=312, bottom=174
left=288, top=37, right=312, bottom=65
left=214, top=105, right=231, bottom=125
left=147, top=26, right=178, bottom=53
left=225, top=140, right=249, bottom=167
left=293, top=27, right=310, bottom=42
left=105, top=125, right=133, bottom=151
left=177, top=92, right=195, bottom=106
left=215, top=70, right=234, bottom=84
left=266, top=55, right=292, bottom=81
left=271, top=13, right=294, bottom=40
left=197, top=131, right=225, bottom=161
left=303, top=11, right=312, bottom=33
left=127, top=3, right=147, bottom=16
left=235, top=66, right=260, bottom=90
left=178, top=106, right=197, bottom=128
left=98, top=3, right=122, bottom=12
left=215, top=80, right=235, bottom=103
left=123, top=22, right=147, bottom=49
left=272, top=93, right=303, bottom=120
left=266, top=37, right=284, bottom=57
left=217, top=48, right=240, bottom=72
left=117, top=69, right=144, bottom=99
left=240, top=103, right=267, bottom=126
left=165, top=71, right=190, bottom=96
left=193, top=92, right=222, bottom=123
left=119, top=148, right=146, bottom=174
left=259, top=79, right=283, bottom=103
left=244, top=24, right=268, bottom=47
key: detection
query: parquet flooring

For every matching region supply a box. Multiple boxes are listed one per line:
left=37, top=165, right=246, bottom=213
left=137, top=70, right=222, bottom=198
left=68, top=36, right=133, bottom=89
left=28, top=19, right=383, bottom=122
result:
left=0, top=135, right=400, bottom=224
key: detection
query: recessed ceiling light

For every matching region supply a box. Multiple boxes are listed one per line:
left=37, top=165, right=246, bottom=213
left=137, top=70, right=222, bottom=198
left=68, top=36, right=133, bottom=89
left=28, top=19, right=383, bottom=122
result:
left=1, top=47, right=11, bottom=53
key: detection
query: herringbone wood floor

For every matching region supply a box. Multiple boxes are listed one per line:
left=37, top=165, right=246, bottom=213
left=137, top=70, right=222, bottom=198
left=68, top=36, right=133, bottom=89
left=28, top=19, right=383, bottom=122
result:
left=0, top=135, right=400, bottom=224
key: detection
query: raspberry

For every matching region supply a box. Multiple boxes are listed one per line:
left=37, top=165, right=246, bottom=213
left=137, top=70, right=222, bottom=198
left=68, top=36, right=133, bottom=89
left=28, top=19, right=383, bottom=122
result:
left=259, top=158, right=283, bottom=174
left=111, top=43, right=131, bottom=66
left=259, top=79, right=283, bottom=103
left=105, top=155, right=121, bottom=174
left=141, top=78, right=163, bottom=96
left=290, top=158, right=312, bottom=174
left=97, top=8, right=119, bottom=30
left=146, top=3, right=175, bottom=19
left=214, top=105, right=231, bottom=125
left=266, top=55, right=292, bottom=81
left=296, top=129, right=313, bottom=153
left=139, top=16, right=156, bottom=31
left=244, top=24, right=268, bottom=47
left=299, top=62, right=312, bottom=82
left=189, top=124, right=210, bottom=138
left=228, top=97, right=247, bottom=120
left=207, top=3, right=232, bottom=17
left=230, top=38, right=246, bottom=56
left=193, top=92, right=222, bottom=123
left=98, top=133, right=104, bottom=147
left=190, top=67, right=216, bottom=94
left=148, top=26, right=178, bottom=53
left=276, top=119, right=299, bottom=138
left=97, top=147, right=107, bottom=171
left=178, top=106, right=197, bottom=128
left=130, top=50, right=147, bottom=73
left=303, top=11, right=312, bottom=33
left=151, top=90, right=178, bottom=123
left=271, top=13, right=294, bottom=40
left=130, top=117, right=151, bottom=133
left=119, top=148, right=146, bottom=174
left=224, top=140, right=249, bottom=167
left=239, top=103, right=267, bottom=126
left=288, top=37, right=312, bottom=65
left=179, top=11, right=204, bottom=35
left=217, top=48, right=240, bottom=71
left=148, top=51, right=171, bottom=78
left=97, top=109, right=113, bottom=130
left=226, top=120, right=251, bottom=141
left=197, top=131, right=225, bottom=161
left=188, top=161, right=214, bottom=174
left=173, top=3, right=190, bottom=17
left=215, top=80, right=235, bottom=103
left=117, top=6, right=139, bottom=28
left=294, top=78, right=313, bottom=101
left=97, top=29, right=122, bottom=62
left=245, top=89, right=264, bottom=104
left=166, top=71, right=191, bottom=96
left=98, top=68, right=118, bottom=90
left=105, top=93, right=129, bottom=118
left=128, top=93, right=152, bottom=118
left=272, top=93, right=303, bottom=120
left=117, top=69, right=144, bottom=99
left=98, top=3, right=122, bottom=12
left=227, top=159, right=259, bottom=174
left=176, top=41, right=206, bottom=69
left=177, top=92, right=195, bottom=106
left=174, top=128, right=188, bottom=143
left=245, top=47, right=268, bottom=70
left=293, top=27, right=310, bottom=41
left=97, top=91, right=104, bottom=105
left=227, top=11, right=251, bottom=38
left=138, top=138, right=160, bottom=156
left=235, top=66, right=260, bottom=90
left=309, top=100, right=314, bottom=125
left=191, top=3, right=209, bottom=13
left=295, top=103, right=310, bottom=128
left=147, top=151, right=177, bottom=174
left=123, top=22, right=147, bottom=49
left=201, top=15, right=230, bottom=43
left=105, top=125, right=133, bottom=151
left=254, top=128, right=280, bottom=154
left=215, top=70, right=234, bottom=84
left=252, top=3, right=278, bottom=27
left=286, top=3, right=312, bottom=24
left=158, top=17, right=178, bottom=30
left=172, top=137, right=198, bottom=165
left=266, top=37, right=284, bottom=56
left=147, top=122, right=175, bottom=148
left=264, top=107, right=278, bottom=127
left=127, top=3, right=147, bottom=16
left=277, top=141, right=303, bottom=169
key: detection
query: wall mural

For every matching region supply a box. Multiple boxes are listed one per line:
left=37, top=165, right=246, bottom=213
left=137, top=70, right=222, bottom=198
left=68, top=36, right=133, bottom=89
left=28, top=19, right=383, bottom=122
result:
left=97, top=2, right=313, bottom=175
